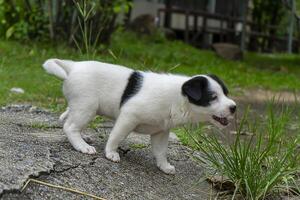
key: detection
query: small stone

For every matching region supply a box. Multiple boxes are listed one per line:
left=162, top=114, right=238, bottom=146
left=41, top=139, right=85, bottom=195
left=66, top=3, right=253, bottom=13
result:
left=10, top=87, right=25, bottom=94
left=212, top=43, right=243, bottom=60
left=27, top=106, right=50, bottom=114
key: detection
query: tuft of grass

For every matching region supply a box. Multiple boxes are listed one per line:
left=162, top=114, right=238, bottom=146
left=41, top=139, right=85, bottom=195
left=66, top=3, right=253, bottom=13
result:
left=182, top=104, right=300, bottom=199
left=89, top=116, right=105, bottom=130
left=129, top=143, right=147, bottom=150
left=28, top=122, right=60, bottom=130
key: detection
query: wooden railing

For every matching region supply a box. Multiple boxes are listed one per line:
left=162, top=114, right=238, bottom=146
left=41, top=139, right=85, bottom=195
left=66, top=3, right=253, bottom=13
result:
left=157, top=7, right=297, bottom=51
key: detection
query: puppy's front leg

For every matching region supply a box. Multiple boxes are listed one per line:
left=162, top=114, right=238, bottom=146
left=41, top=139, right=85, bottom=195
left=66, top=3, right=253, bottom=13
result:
left=151, top=131, right=175, bottom=174
left=105, top=114, right=137, bottom=162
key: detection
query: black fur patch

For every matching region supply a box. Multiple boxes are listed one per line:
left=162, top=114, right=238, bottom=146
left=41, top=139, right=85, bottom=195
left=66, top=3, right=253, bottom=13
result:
left=207, top=74, right=228, bottom=96
left=182, top=76, right=215, bottom=106
left=120, top=71, right=143, bottom=107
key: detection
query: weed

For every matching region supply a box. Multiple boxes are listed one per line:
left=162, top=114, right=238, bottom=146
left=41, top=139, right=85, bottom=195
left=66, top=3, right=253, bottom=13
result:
left=73, top=0, right=100, bottom=58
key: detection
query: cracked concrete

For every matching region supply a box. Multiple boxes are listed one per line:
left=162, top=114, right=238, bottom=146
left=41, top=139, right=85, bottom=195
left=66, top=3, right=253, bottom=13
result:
left=0, top=106, right=212, bottom=199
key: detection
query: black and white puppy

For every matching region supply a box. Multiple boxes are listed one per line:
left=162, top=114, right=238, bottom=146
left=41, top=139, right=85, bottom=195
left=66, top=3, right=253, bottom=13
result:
left=43, top=59, right=236, bottom=174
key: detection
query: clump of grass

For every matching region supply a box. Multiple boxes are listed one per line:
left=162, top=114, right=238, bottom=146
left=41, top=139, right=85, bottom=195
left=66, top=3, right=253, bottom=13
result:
left=28, top=122, right=60, bottom=130
left=129, top=143, right=147, bottom=150
left=89, top=116, right=105, bottom=130
left=183, top=104, right=300, bottom=199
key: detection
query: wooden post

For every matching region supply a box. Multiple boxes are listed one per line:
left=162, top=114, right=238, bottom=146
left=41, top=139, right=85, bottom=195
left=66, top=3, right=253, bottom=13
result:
left=202, top=16, right=207, bottom=48
left=48, top=0, right=54, bottom=40
left=194, top=13, right=198, bottom=32
left=220, top=19, right=224, bottom=42
left=241, top=0, right=249, bottom=52
left=164, top=0, right=172, bottom=28
left=124, top=0, right=132, bottom=27
left=288, top=0, right=295, bottom=53
left=185, top=10, right=189, bottom=43
left=206, top=0, right=216, bottom=46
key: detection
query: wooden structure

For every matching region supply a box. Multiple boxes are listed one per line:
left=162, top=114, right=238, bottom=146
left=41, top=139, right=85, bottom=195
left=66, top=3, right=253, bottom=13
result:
left=158, top=0, right=246, bottom=48
left=155, top=0, right=299, bottom=53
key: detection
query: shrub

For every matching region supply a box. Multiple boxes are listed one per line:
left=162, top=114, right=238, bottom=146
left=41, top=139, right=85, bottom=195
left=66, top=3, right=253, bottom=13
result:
left=0, top=0, right=131, bottom=46
left=0, top=0, right=48, bottom=40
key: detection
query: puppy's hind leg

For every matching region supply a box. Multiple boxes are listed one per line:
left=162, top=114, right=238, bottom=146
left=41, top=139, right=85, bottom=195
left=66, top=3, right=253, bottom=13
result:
left=63, top=106, right=97, bottom=154
left=105, top=113, right=137, bottom=162
left=151, top=131, right=175, bottom=174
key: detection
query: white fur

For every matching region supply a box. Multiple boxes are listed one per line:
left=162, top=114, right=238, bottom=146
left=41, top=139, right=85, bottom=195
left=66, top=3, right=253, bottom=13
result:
left=43, top=59, right=236, bottom=174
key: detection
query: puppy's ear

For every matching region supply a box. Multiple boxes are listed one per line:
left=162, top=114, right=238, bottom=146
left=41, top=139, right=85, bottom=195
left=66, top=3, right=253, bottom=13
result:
left=207, top=74, right=228, bottom=95
left=182, top=76, right=208, bottom=102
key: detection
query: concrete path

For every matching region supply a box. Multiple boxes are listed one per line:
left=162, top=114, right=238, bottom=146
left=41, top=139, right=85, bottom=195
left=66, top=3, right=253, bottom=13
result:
left=0, top=105, right=212, bottom=200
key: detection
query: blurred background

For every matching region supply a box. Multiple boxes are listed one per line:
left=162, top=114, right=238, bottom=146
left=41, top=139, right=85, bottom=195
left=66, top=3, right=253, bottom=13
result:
left=134, top=0, right=299, bottom=53
left=1, top=0, right=299, bottom=52
left=0, top=0, right=300, bottom=110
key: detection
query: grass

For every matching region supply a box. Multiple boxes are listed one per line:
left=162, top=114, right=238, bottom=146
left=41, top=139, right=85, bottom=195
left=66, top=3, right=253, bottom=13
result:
left=129, top=143, right=148, bottom=150
left=1, top=30, right=300, bottom=111
left=180, top=104, right=300, bottom=199
left=28, top=122, right=60, bottom=130
left=89, top=116, right=105, bottom=130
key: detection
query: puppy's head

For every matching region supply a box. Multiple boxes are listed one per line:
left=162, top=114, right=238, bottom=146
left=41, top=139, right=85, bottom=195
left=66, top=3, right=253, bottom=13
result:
left=182, top=74, right=236, bottom=128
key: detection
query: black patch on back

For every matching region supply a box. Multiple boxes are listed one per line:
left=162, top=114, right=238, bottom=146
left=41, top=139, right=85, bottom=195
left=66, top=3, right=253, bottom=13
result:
left=120, top=71, right=143, bottom=107
left=182, top=76, right=215, bottom=106
left=207, top=74, right=229, bottom=96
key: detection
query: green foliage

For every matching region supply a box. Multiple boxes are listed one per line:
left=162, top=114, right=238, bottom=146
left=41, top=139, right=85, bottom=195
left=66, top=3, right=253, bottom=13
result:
left=252, top=0, right=285, bottom=30
left=71, top=0, right=131, bottom=50
left=72, top=0, right=131, bottom=57
left=297, top=0, right=300, bottom=14
left=0, top=0, right=131, bottom=45
left=183, top=105, right=300, bottom=199
left=0, top=0, right=48, bottom=40
left=250, top=0, right=286, bottom=51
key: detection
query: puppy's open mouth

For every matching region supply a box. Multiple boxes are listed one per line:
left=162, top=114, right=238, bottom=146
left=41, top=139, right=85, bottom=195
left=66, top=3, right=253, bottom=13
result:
left=212, top=115, right=229, bottom=126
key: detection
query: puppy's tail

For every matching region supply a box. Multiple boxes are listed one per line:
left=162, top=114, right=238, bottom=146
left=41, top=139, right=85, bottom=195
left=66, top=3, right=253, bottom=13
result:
left=59, top=107, right=69, bottom=122
left=43, top=59, right=74, bottom=80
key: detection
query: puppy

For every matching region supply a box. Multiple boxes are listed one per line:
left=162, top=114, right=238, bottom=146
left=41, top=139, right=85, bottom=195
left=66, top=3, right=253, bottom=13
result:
left=43, top=59, right=236, bottom=174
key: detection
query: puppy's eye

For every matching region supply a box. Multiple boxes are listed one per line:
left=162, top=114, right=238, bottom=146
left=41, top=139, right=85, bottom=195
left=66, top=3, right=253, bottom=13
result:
left=211, top=94, right=218, bottom=100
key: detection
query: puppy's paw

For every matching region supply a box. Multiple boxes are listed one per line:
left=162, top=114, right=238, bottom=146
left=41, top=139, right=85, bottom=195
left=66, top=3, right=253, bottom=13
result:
left=158, top=163, right=176, bottom=175
left=76, top=143, right=97, bottom=155
left=105, top=151, right=120, bottom=162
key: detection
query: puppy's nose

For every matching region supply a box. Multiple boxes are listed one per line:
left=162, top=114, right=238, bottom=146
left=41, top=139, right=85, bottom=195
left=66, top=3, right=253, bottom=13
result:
left=229, top=105, right=236, bottom=114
